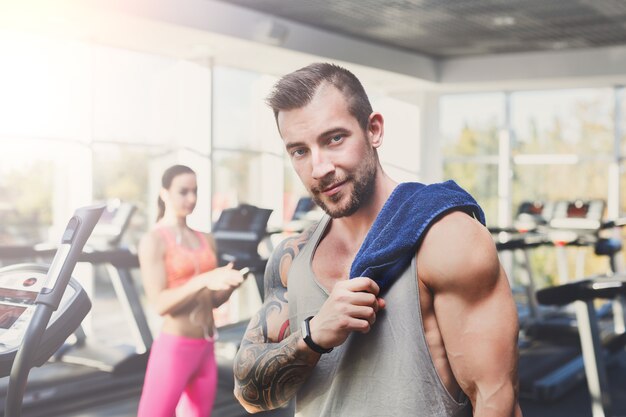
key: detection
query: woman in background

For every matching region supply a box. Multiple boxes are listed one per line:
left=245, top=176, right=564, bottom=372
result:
left=137, top=164, right=244, bottom=417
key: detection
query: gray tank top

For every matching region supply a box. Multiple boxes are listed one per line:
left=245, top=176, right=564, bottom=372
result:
left=288, top=215, right=471, bottom=417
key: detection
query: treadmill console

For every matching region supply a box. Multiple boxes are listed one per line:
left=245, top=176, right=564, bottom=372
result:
left=0, top=265, right=90, bottom=376
left=0, top=204, right=102, bottom=417
left=549, top=199, right=605, bottom=231
left=212, top=204, right=273, bottom=269
left=0, top=270, right=41, bottom=348
left=88, top=200, right=136, bottom=249
left=514, top=201, right=554, bottom=232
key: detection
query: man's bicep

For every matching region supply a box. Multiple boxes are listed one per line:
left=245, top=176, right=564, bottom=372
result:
left=242, top=289, right=290, bottom=345
left=422, top=217, right=518, bottom=410
left=436, top=263, right=520, bottom=412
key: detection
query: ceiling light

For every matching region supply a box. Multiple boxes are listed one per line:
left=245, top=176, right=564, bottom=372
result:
left=253, top=20, right=289, bottom=46
left=551, top=41, right=569, bottom=50
left=492, top=16, right=516, bottom=27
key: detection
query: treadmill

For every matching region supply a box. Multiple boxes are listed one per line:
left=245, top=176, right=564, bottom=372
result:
left=212, top=203, right=273, bottom=297
left=492, top=200, right=555, bottom=328
left=517, top=199, right=626, bottom=401
left=536, top=275, right=626, bottom=417
left=58, top=200, right=152, bottom=374
left=0, top=204, right=103, bottom=417
left=0, top=202, right=152, bottom=416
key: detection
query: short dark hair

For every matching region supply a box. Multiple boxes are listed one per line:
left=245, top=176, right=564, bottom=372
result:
left=266, top=63, right=373, bottom=132
left=156, top=164, right=195, bottom=222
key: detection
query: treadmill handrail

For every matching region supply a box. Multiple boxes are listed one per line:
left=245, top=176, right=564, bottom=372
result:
left=536, top=276, right=626, bottom=307
left=6, top=204, right=104, bottom=417
left=78, top=248, right=139, bottom=269
left=213, top=230, right=260, bottom=241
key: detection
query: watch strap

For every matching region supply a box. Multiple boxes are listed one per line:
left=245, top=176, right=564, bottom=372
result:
left=301, top=316, right=333, bottom=354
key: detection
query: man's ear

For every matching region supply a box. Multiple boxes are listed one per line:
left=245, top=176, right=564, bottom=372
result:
left=368, top=112, right=384, bottom=149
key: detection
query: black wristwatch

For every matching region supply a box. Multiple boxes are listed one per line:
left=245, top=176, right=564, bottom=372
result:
left=301, top=316, right=333, bottom=354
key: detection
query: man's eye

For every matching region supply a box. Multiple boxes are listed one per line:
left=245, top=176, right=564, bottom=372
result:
left=330, top=135, right=344, bottom=143
left=291, top=149, right=306, bottom=157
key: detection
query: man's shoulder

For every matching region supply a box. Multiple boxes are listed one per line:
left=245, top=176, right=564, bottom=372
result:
left=429, top=209, right=483, bottom=235
left=266, top=221, right=320, bottom=286
left=417, top=211, right=498, bottom=288
left=428, top=210, right=494, bottom=255
left=273, top=222, right=318, bottom=256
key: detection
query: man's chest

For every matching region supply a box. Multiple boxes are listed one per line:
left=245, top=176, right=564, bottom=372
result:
left=310, top=239, right=355, bottom=291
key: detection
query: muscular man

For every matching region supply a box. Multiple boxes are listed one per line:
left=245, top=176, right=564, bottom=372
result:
left=233, top=63, right=522, bottom=417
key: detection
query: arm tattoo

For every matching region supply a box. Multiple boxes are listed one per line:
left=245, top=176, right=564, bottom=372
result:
left=233, top=227, right=316, bottom=411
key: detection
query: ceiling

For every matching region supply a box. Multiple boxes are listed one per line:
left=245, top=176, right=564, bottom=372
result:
left=214, top=0, right=626, bottom=58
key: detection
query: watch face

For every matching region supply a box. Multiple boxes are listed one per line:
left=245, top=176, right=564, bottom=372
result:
left=299, top=316, right=333, bottom=354
left=301, top=320, right=307, bottom=338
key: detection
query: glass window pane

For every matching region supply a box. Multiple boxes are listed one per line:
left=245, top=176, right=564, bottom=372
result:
left=93, top=47, right=211, bottom=153
left=621, top=87, right=626, bottom=155
left=373, top=96, right=420, bottom=176
left=520, top=245, right=610, bottom=291
left=92, top=143, right=157, bottom=246
left=0, top=32, right=91, bottom=141
left=0, top=139, right=55, bottom=245
left=440, top=93, right=505, bottom=157
left=512, top=162, right=608, bottom=207
left=212, top=150, right=284, bottom=227
left=512, top=88, right=613, bottom=155
left=443, top=162, right=498, bottom=225
left=213, top=66, right=281, bottom=153
left=618, top=170, right=626, bottom=215
left=621, top=88, right=626, bottom=214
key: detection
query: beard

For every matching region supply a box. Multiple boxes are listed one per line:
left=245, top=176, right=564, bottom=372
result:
left=310, top=153, right=377, bottom=219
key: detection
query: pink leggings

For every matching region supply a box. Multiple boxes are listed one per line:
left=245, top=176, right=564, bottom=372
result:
left=137, top=333, right=218, bottom=417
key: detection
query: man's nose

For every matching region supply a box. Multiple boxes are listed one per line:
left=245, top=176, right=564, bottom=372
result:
left=311, top=150, right=335, bottom=180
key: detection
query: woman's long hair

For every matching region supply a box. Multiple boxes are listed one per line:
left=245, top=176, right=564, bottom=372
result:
left=156, top=165, right=195, bottom=222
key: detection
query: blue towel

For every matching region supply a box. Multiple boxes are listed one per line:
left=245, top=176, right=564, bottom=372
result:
left=349, top=181, right=486, bottom=292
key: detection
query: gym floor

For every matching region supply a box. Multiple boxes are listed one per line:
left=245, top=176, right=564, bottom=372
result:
left=9, top=351, right=626, bottom=416
left=51, top=352, right=626, bottom=417
left=519, top=350, right=626, bottom=417
left=51, top=355, right=625, bottom=417
left=58, top=382, right=293, bottom=417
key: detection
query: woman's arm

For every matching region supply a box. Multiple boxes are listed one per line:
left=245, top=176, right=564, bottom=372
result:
left=203, top=233, right=242, bottom=307
left=138, top=231, right=242, bottom=316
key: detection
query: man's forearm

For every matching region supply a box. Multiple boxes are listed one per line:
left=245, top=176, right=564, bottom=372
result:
left=233, top=332, right=315, bottom=412
left=472, top=386, right=522, bottom=417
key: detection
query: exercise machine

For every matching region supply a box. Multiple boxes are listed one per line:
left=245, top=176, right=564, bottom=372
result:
left=0, top=204, right=104, bottom=417
left=514, top=199, right=626, bottom=401
left=0, top=201, right=152, bottom=416
left=491, top=200, right=555, bottom=328
left=492, top=200, right=624, bottom=399
left=56, top=200, right=151, bottom=372
left=213, top=203, right=273, bottom=297
left=536, top=275, right=626, bottom=417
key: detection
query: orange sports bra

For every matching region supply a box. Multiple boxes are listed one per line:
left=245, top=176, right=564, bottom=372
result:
left=157, top=228, right=217, bottom=288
